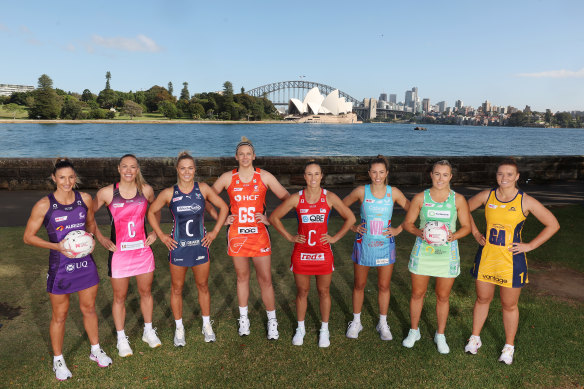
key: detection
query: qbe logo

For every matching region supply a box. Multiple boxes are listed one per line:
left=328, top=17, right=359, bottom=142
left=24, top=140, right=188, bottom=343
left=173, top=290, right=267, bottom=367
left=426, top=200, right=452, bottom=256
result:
left=300, top=253, right=325, bottom=261
left=301, top=214, right=325, bottom=223
left=238, top=227, right=258, bottom=234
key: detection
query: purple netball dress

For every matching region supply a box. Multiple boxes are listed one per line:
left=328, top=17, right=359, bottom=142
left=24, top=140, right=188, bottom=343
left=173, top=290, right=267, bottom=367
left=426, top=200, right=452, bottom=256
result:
left=43, top=191, right=100, bottom=294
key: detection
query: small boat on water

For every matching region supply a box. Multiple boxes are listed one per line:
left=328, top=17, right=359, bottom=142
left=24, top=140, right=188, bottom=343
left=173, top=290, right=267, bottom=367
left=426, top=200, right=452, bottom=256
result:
left=414, top=126, right=427, bottom=131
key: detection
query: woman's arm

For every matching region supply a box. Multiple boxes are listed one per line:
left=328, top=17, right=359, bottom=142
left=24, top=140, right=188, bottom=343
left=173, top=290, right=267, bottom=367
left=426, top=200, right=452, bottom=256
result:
left=23, top=197, right=73, bottom=257
left=200, top=182, right=229, bottom=247
left=323, top=192, right=356, bottom=244
left=451, top=193, right=471, bottom=241
left=147, top=187, right=175, bottom=251
left=268, top=194, right=301, bottom=243
left=402, top=192, right=424, bottom=239
left=385, top=187, right=411, bottom=237
left=92, top=185, right=116, bottom=252
left=467, top=190, right=490, bottom=245
left=510, top=194, right=560, bottom=253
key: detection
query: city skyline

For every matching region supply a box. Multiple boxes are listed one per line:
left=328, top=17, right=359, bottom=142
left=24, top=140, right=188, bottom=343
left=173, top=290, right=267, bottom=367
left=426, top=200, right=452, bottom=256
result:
left=1, top=0, right=582, bottom=112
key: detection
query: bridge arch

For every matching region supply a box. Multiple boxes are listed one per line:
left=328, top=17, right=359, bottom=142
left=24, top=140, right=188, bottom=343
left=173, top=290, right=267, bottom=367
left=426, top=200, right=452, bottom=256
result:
left=245, top=81, right=360, bottom=106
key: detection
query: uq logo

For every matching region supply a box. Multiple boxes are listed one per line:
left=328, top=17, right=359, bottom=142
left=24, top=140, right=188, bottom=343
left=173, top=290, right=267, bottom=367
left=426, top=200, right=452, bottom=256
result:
left=66, top=261, right=88, bottom=273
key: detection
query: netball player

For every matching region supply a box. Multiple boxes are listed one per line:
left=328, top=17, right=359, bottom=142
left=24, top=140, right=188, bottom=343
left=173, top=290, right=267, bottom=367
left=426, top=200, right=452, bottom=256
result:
left=269, top=161, right=355, bottom=347
left=465, top=158, right=559, bottom=364
left=93, top=154, right=160, bottom=357
left=402, top=160, right=471, bottom=354
left=211, top=137, right=290, bottom=339
left=342, top=155, right=410, bottom=341
left=147, top=152, right=229, bottom=345
left=23, top=158, right=112, bottom=380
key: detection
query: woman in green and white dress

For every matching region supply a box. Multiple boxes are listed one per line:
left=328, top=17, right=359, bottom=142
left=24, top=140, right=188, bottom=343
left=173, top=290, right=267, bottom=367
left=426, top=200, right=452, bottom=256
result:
left=401, top=160, right=471, bottom=354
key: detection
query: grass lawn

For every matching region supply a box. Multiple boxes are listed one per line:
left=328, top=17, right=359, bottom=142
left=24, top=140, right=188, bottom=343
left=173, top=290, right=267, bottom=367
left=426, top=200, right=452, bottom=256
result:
left=0, top=206, right=582, bottom=388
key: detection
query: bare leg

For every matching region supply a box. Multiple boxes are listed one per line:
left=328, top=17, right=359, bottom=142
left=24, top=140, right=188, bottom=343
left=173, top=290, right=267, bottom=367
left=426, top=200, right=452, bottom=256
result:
left=232, top=257, right=250, bottom=308
left=500, top=287, right=522, bottom=345
left=409, top=273, right=430, bottom=329
left=471, top=280, right=496, bottom=336
left=136, top=272, right=154, bottom=324
left=377, top=265, right=394, bottom=316
left=352, top=263, right=369, bottom=314
left=252, top=256, right=275, bottom=311
left=435, top=277, right=456, bottom=333
left=193, top=261, right=211, bottom=316
left=48, top=293, right=70, bottom=356
left=316, top=273, right=333, bottom=323
left=78, top=284, right=99, bottom=345
left=294, top=273, right=311, bottom=321
left=110, top=277, right=129, bottom=331
left=170, top=264, right=188, bottom=320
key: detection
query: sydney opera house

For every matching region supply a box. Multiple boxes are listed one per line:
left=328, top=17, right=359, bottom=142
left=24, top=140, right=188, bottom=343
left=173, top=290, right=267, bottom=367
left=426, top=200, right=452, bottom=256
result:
left=286, top=87, right=358, bottom=123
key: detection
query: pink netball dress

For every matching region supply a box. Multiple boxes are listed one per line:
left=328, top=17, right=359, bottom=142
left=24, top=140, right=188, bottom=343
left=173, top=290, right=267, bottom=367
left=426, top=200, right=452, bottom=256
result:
left=107, top=183, right=155, bottom=278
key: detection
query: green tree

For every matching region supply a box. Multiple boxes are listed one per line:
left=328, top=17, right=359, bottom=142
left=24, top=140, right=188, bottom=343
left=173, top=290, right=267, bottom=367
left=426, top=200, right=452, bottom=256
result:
left=60, top=96, right=82, bottom=119
left=105, top=71, right=111, bottom=90
left=4, top=103, right=25, bottom=119
left=97, top=88, right=117, bottom=109
left=180, top=82, right=190, bottom=100
left=168, top=82, right=174, bottom=96
left=545, top=109, right=553, bottom=126
left=29, top=74, right=61, bottom=119
left=122, top=100, right=143, bottom=119
left=555, top=112, right=573, bottom=128
left=81, top=89, right=95, bottom=102
left=144, top=85, right=174, bottom=112
left=159, top=100, right=178, bottom=119
left=89, top=108, right=107, bottom=119
left=190, top=102, right=205, bottom=119
left=507, top=111, right=527, bottom=127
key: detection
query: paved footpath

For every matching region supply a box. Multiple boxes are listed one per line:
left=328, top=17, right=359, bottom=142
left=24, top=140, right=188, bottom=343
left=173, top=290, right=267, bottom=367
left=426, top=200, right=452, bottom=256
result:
left=1, top=182, right=582, bottom=228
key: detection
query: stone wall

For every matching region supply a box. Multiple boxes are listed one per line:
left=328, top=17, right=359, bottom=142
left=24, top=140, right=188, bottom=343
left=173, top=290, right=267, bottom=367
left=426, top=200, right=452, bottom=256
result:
left=0, top=156, right=582, bottom=191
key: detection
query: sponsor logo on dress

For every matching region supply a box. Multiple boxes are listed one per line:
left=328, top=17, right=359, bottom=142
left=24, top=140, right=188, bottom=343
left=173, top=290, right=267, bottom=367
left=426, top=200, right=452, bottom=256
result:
left=365, top=199, right=375, bottom=203
left=180, top=240, right=200, bottom=247
left=66, top=261, right=88, bottom=273
left=368, top=206, right=386, bottom=212
left=65, top=223, right=85, bottom=230
left=428, top=210, right=450, bottom=218
left=238, top=227, right=258, bottom=234
left=482, top=274, right=508, bottom=284
left=174, top=258, right=183, bottom=262
left=376, top=258, right=389, bottom=265
left=300, top=253, right=325, bottom=261
left=177, top=204, right=202, bottom=213
left=195, top=193, right=202, bottom=199
left=79, top=212, right=85, bottom=219
left=235, top=195, right=259, bottom=202
left=424, top=203, right=435, bottom=207
left=64, top=206, right=73, bottom=211
left=173, top=196, right=183, bottom=202
left=301, top=214, right=325, bottom=223
left=260, top=247, right=270, bottom=253
left=233, top=187, right=243, bottom=192
left=120, top=240, right=145, bottom=251
left=56, top=226, right=64, bottom=231
left=113, top=203, right=124, bottom=208
left=229, top=237, right=247, bottom=253
left=53, top=204, right=58, bottom=209
left=368, top=241, right=384, bottom=248
left=299, top=209, right=308, bottom=214
left=488, top=204, right=498, bottom=209
left=55, top=216, right=68, bottom=222
left=509, top=207, right=517, bottom=212
left=196, top=255, right=205, bottom=260
left=254, top=185, right=259, bottom=192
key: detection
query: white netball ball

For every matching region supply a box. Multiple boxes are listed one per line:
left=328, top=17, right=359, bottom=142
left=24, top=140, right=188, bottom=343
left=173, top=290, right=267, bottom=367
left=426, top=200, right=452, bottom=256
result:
left=423, top=221, right=450, bottom=246
left=62, top=230, right=95, bottom=258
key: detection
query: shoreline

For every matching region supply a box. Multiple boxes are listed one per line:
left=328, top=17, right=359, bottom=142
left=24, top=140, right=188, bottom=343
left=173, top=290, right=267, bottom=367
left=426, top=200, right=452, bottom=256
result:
left=0, top=119, right=286, bottom=124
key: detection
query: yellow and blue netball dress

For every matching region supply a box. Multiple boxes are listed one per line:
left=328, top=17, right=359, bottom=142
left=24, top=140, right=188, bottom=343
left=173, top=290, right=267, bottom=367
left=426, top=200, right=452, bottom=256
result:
left=352, top=185, right=396, bottom=266
left=471, top=189, right=527, bottom=288
left=168, top=183, right=209, bottom=267
left=409, top=189, right=460, bottom=278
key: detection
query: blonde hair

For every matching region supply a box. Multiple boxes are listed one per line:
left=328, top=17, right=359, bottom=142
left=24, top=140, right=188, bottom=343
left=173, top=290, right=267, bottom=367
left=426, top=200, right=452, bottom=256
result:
left=119, top=154, right=147, bottom=194
left=432, top=159, right=452, bottom=173
left=235, top=136, right=255, bottom=154
left=175, top=151, right=195, bottom=168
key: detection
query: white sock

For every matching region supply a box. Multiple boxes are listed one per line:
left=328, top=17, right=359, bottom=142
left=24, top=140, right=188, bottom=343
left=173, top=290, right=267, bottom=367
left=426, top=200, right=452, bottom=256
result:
left=90, top=344, right=100, bottom=354
left=297, top=321, right=305, bottom=331
left=470, top=334, right=480, bottom=341
left=175, top=318, right=183, bottom=329
left=379, top=314, right=387, bottom=325
left=321, top=322, right=329, bottom=330
left=353, top=312, right=361, bottom=322
left=117, top=329, right=126, bottom=341
left=144, top=322, right=153, bottom=331
left=54, top=355, right=64, bottom=363
left=239, top=306, right=248, bottom=317
left=504, top=343, right=515, bottom=350
left=266, top=310, right=276, bottom=320
left=202, top=316, right=210, bottom=325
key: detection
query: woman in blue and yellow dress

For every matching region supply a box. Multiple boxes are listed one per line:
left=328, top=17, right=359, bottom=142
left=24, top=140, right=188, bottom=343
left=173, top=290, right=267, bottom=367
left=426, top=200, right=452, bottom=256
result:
left=465, top=158, right=560, bottom=365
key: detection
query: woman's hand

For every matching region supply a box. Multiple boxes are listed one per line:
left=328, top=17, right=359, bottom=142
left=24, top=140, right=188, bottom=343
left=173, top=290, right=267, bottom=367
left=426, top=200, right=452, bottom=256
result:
left=255, top=213, right=269, bottom=225
left=202, top=230, right=218, bottom=247
left=57, top=240, right=75, bottom=258
left=473, top=231, right=486, bottom=246
left=160, top=234, right=178, bottom=251
left=352, top=222, right=366, bottom=235
left=320, top=234, right=337, bottom=244
left=509, top=242, right=533, bottom=254
left=145, top=231, right=157, bottom=246
left=224, top=215, right=235, bottom=226
left=290, top=234, right=306, bottom=244
left=383, top=226, right=400, bottom=237
left=98, top=235, right=117, bottom=252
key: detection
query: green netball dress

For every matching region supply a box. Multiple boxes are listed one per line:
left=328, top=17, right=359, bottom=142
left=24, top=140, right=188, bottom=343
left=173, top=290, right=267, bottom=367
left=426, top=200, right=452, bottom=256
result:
left=408, top=189, right=460, bottom=278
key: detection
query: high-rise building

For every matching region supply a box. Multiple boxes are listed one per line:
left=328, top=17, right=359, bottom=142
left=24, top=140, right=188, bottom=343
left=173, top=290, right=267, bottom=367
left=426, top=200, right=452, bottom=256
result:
left=389, top=94, right=397, bottom=104
left=482, top=100, right=491, bottom=113
left=379, top=93, right=387, bottom=102
left=422, top=98, right=430, bottom=113
left=405, top=90, right=413, bottom=108
left=455, top=100, right=463, bottom=110
left=437, top=101, right=447, bottom=113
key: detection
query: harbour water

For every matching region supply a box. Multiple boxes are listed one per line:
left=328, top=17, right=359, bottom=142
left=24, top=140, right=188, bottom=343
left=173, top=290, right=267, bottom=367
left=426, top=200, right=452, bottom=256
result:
left=1, top=122, right=582, bottom=157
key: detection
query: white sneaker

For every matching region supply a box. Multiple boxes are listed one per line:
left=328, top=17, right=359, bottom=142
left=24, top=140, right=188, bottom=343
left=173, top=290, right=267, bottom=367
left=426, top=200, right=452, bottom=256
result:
left=117, top=336, right=133, bottom=357
left=498, top=345, right=515, bottom=365
left=434, top=332, right=450, bottom=354
left=202, top=321, right=216, bottom=343
left=238, top=316, right=250, bottom=336
left=465, top=335, right=482, bottom=354
left=174, top=327, right=186, bottom=347
left=266, top=318, right=279, bottom=340
left=319, top=328, right=330, bottom=348
left=142, top=328, right=162, bottom=348
left=402, top=328, right=421, bottom=348
left=376, top=322, right=393, bottom=341
left=53, top=359, right=72, bottom=381
left=89, top=349, right=113, bottom=367
left=345, top=321, right=363, bottom=339
left=292, top=327, right=306, bottom=346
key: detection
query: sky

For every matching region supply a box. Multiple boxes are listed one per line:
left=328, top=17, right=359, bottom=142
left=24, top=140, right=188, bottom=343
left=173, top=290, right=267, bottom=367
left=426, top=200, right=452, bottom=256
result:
left=1, top=0, right=583, bottom=112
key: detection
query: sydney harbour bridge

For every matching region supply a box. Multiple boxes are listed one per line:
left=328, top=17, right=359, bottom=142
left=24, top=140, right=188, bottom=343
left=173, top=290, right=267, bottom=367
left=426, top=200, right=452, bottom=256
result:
left=245, top=80, right=405, bottom=120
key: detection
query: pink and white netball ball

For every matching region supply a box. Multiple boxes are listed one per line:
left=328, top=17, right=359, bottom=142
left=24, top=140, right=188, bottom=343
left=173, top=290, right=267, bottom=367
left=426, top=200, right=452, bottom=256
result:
left=423, top=221, right=450, bottom=246
left=63, top=230, right=95, bottom=258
